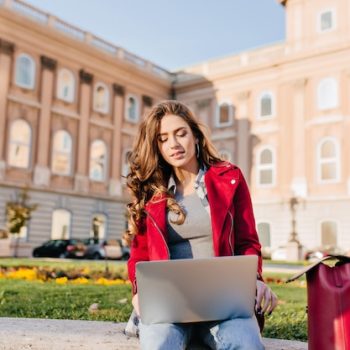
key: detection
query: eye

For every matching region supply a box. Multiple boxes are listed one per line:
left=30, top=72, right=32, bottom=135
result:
left=177, top=131, right=187, bottom=137
left=158, top=136, right=167, bottom=143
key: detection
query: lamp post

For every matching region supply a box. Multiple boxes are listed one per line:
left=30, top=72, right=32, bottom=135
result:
left=288, top=196, right=300, bottom=243
left=286, top=196, right=303, bottom=261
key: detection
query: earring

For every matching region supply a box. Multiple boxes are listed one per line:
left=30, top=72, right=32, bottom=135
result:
left=196, top=143, right=200, bottom=158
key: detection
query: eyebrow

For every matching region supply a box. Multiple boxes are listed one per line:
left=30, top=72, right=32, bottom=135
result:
left=158, top=126, right=187, bottom=137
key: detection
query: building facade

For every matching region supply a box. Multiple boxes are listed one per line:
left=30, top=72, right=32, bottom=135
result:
left=0, top=0, right=349, bottom=256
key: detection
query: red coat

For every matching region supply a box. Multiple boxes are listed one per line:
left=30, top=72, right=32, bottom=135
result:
left=128, top=163, right=263, bottom=294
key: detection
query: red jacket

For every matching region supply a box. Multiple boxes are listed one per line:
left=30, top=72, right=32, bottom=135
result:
left=128, top=163, right=263, bottom=294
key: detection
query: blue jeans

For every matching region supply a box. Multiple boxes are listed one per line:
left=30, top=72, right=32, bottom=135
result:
left=139, top=316, right=264, bottom=350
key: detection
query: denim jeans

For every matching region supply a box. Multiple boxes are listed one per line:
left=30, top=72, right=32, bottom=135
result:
left=139, top=316, right=265, bottom=350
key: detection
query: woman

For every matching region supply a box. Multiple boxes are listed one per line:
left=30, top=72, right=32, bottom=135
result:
left=125, top=100, right=277, bottom=350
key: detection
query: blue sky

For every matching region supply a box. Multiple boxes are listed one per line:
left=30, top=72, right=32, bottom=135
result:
left=25, top=0, right=285, bottom=71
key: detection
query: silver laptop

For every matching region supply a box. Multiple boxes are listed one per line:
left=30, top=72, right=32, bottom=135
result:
left=136, top=255, right=258, bottom=325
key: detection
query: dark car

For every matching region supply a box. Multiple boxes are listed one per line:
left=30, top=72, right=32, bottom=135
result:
left=32, top=239, right=86, bottom=258
left=83, top=239, right=130, bottom=260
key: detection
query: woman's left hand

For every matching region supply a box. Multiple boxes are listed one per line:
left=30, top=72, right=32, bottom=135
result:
left=256, top=280, right=278, bottom=315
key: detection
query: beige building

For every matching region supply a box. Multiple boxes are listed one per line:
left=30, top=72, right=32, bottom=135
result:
left=0, top=0, right=349, bottom=257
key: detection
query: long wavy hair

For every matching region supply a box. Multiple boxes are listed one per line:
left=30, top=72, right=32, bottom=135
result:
left=124, top=100, right=222, bottom=243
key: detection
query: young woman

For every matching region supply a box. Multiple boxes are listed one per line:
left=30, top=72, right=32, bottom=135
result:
left=125, top=100, right=277, bottom=350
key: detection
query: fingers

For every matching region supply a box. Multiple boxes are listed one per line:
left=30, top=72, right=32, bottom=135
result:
left=132, top=293, right=140, bottom=316
left=256, top=281, right=278, bottom=315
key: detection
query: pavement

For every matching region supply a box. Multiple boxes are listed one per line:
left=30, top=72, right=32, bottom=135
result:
left=0, top=318, right=307, bottom=350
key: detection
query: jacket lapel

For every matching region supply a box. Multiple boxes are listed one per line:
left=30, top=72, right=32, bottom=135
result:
left=205, top=164, right=240, bottom=255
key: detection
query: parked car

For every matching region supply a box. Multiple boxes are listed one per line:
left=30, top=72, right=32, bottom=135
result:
left=32, top=239, right=87, bottom=258
left=83, top=239, right=130, bottom=260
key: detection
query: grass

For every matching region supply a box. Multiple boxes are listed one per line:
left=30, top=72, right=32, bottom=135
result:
left=0, top=258, right=308, bottom=342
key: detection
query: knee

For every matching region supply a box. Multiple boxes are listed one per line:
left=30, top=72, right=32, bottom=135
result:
left=215, top=318, right=264, bottom=350
left=139, top=323, right=189, bottom=350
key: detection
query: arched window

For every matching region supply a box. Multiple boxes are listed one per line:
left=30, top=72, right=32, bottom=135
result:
left=125, top=95, right=139, bottom=123
left=90, top=213, right=107, bottom=241
left=219, top=149, right=232, bottom=163
left=15, top=54, right=36, bottom=89
left=89, top=140, right=107, bottom=181
left=317, top=138, right=340, bottom=182
left=93, top=83, right=109, bottom=113
left=8, top=119, right=32, bottom=168
left=57, top=69, right=75, bottom=102
left=258, top=92, right=274, bottom=118
left=256, top=147, right=275, bottom=186
left=257, top=222, right=271, bottom=248
left=321, top=221, right=337, bottom=247
left=51, top=209, right=71, bottom=239
left=51, top=130, right=72, bottom=175
left=317, top=78, right=338, bottom=110
left=216, top=102, right=234, bottom=126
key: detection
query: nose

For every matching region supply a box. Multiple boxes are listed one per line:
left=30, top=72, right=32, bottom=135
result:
left=168, top=135, right=180, bottom=148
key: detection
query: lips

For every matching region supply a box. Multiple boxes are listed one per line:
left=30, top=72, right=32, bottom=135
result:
left=170, top=151, right=185, bottom=158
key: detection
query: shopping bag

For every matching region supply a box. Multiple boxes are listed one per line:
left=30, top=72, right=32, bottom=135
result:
left=288, top=255, right=350, bottom=350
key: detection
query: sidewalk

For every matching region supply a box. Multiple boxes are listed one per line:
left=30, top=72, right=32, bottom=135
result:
left=0, top=318, right=307, bottom=350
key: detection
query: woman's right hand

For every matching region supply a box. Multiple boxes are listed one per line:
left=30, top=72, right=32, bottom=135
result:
left=132, top=293, right=140, bottom=316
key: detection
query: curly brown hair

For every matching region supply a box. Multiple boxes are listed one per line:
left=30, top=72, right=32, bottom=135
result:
left=124, top=100, right=222, bottom=243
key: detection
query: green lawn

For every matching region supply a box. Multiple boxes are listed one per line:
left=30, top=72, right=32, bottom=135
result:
left=0, top=258, right=308, bottom=341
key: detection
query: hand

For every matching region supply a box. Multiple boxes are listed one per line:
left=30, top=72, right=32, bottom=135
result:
left=132, top=293, right=140, bottom=316
left=256, top=280, right=278, bottom=315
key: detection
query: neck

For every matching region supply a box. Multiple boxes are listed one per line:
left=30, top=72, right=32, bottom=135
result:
left=174, top=160, right=199, bottom=195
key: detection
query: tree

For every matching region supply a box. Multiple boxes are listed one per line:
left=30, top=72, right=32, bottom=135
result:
left=5, top=189, right=38, bottom=257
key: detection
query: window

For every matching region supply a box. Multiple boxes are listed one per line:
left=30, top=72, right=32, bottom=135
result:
left=89, top=140, right=107, bottom=181
left=257, top=222, right=271, bottom=248
left=219, top=149, right=232, bottom=163
left=8, top=119, right=31, bottom=168
left=317, top=78, right=338, bottom=110
left=125, top=95, right=139, bottom=123
left=51, top=130, right=72, bottom=175
left=321, top=221, right=337, bottom=247
left=317, top=138, right=340, bottom=182
left=93, top=83, right=109, bottom=113
left=256, top=147, right=275, bottom=186
left=258, top=92, right=274, bottom=118
left=216, top=102, right=234, bottom=127
left=15, top=54, right=35, bottom=89
left=57, top=69, right=75, bottom=102
left=51, top=209, right=71, bottom=239
left=90, top=214, right=107, bottom=241
left=319, top=10, right=335, bottom=32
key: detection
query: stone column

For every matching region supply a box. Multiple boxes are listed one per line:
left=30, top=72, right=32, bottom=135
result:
left=0, top=39, right=14, bottom=180
left=236, top=91, right=251, bottom=180
left=33, top=56, right=56, bottom=187
left=291, top=78, right=307, bottom=197
left=109, top=83, right=124, bottom=196
left=74, top=69, right=93, bottom=193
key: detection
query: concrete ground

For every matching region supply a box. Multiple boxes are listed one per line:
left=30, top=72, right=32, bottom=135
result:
left=0, top=318, right=307, bottom=350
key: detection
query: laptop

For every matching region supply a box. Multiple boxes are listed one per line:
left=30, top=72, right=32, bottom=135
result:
left=136, top=255, right=258, bottom=325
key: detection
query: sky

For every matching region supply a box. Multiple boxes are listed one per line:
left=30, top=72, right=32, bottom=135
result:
left=24, top=0, right=286, bottom=71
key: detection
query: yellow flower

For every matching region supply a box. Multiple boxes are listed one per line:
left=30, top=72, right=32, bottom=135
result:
left=7, top=268, right=37, bottom=281
left=55, top=277, right=68, bottom=284
left=71, top=277, right=89, bottom=285
left=95, top=277, right=125, bottom=286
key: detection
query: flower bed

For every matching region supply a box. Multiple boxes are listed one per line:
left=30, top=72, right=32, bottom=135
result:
left=0, top=265, right=129, bottom=286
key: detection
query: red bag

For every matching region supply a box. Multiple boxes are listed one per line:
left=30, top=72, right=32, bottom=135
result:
left=288, top=255, right=350, bottom=350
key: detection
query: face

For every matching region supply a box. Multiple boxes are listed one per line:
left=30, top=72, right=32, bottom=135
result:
left=157, top=114, right=198, bottom=171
